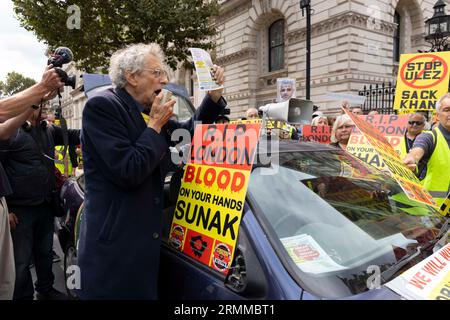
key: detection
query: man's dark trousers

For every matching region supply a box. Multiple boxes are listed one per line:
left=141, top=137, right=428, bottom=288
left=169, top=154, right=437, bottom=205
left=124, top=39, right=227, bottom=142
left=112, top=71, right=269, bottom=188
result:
left=10, top=202, right=54, bottom=300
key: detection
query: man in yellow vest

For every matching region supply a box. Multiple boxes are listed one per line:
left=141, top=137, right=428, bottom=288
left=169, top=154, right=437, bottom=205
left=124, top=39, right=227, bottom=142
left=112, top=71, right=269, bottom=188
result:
left=403, top=93, right=450, bottom=206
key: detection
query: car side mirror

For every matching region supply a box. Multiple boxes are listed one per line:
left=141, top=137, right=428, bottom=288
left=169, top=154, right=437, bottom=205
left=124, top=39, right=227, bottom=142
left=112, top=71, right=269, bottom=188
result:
left=225, top=226, right=268, bottom=298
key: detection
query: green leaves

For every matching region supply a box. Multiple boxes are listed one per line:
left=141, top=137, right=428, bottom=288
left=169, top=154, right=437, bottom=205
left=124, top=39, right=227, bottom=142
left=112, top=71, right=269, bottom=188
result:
left=12, top=0, right=219, bottom=72
left=0, top=71, right=36, bottom=97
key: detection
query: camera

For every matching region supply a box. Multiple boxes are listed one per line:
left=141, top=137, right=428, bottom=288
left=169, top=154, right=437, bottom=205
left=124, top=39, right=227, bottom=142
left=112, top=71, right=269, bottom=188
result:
left=47, top=47, right=76, bottom=89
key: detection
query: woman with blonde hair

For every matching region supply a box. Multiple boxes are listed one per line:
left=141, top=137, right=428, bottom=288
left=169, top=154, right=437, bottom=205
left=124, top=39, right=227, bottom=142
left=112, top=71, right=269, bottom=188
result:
left=330, top=114, right=355, bottom=150
left=311, top=115, right=329, bottom=126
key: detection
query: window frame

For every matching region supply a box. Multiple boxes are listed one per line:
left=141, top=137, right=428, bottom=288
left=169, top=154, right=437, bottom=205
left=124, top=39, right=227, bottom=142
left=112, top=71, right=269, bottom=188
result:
left=269, top=19, right=285, bottom=72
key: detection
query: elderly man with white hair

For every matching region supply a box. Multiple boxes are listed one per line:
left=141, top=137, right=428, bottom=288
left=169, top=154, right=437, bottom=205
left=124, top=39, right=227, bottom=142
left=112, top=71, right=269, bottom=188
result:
left=403, top=93, right=450, bottom=206
left=77, top=43, right=227, bottom=299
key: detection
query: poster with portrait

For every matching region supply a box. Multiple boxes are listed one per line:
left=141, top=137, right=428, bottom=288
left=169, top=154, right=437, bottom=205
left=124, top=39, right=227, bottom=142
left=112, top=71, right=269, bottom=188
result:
left=277, top=78, right=296, bottom=102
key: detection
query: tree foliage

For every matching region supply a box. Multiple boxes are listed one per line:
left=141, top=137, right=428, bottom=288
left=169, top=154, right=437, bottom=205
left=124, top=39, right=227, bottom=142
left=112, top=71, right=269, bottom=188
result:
left=0, top=71, right=36, bottom=97
left=12, top=0, right=219, bottom=72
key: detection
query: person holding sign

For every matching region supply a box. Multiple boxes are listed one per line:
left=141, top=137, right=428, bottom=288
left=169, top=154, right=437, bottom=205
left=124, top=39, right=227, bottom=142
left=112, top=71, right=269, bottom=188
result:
left=403, top=93, right=450, bottom=206
left=330, top=114, right=355, bottom=150
left=78, top=43, right=226, bottom=300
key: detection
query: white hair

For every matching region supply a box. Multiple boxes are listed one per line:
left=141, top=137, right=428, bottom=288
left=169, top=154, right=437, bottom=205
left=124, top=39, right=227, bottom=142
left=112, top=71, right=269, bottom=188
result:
left=311, top=115, right=328, bottom=126
left=109, top=43, right=166, bottom=88
left=331, top=114, right=354, bottom=143
left=436, top=93, right=450, bottom=113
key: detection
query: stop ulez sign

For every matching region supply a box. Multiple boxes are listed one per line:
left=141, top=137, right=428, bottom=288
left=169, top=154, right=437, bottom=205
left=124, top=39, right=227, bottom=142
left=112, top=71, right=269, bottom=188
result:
left=394, top=52, right=450, bottom=112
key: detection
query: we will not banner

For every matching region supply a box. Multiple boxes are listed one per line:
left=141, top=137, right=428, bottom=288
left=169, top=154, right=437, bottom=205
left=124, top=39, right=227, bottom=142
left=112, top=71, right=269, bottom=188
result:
left=343, top=108, right=437, bottom=208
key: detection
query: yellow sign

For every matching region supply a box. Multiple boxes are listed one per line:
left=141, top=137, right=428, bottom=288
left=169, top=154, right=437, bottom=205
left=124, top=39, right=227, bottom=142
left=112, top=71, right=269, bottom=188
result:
left=168, top=124, right=260, bottom=274
left=394, top=52, right=450, bottom=112
left=344, top=108, right=437, bottom=208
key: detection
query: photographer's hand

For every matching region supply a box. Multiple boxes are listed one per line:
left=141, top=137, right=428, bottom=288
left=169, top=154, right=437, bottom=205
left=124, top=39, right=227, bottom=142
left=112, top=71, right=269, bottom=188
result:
left=39, top=65, right=65, bottom=93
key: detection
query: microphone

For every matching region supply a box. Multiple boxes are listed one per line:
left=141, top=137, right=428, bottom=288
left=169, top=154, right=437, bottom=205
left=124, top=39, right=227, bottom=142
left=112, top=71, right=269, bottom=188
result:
left=54, top=47, right=74, bottom=64
left=48, top=47, right=74, bottom=68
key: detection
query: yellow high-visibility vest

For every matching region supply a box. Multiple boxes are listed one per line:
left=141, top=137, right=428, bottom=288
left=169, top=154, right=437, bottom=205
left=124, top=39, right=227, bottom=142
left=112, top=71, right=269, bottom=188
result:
left=421, top=127, right=450, bottom=206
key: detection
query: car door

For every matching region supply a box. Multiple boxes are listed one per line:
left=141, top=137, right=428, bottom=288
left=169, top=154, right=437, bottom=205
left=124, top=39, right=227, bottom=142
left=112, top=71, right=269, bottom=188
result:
left=159, top=174, right=272, bottom=300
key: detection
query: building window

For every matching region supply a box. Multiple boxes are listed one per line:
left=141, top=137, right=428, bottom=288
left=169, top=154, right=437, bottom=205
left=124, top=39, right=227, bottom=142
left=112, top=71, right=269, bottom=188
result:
left=393, top=11, right=401, bottom=62
left=269, top=19, right=285, bottom=72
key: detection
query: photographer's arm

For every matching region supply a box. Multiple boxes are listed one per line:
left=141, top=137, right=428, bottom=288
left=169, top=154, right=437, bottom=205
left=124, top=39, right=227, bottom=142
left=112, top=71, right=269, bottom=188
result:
left=0, top=108, right=34, bottom=140
left=0, top=67, right=63, bottom=122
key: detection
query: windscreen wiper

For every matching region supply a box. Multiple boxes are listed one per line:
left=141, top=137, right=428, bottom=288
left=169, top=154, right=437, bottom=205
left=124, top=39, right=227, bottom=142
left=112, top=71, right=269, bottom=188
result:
left=432, top=219, right=450, bottom=252
left=380, top=246, right=423, bottom=283
left=380, top=219, right=450, bottom=283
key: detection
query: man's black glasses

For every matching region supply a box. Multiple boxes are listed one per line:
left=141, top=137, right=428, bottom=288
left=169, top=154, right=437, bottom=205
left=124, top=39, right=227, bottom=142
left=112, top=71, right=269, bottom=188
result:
left=408, top=121, right=424, bottom=126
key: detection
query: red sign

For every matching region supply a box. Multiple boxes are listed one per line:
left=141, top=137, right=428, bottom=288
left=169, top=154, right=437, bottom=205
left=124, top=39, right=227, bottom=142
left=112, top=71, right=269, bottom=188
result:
left=302, top=125, right=332, bottom=144
left=190, top=124, right=260, bottom=171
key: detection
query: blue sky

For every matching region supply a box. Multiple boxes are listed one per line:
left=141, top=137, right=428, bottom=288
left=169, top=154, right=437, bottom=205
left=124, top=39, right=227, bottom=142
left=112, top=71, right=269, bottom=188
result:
left=0, top=0, right=48, bottom=82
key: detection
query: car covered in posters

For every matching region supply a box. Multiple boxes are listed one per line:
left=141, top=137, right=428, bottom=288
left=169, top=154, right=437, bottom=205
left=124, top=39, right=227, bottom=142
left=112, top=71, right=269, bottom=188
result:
left=57, top=86, right=450, bottom=300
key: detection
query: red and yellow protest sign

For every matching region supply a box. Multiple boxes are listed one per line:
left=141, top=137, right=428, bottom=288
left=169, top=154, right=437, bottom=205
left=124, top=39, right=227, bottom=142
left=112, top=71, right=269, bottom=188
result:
left=343, top=108, right=437, bottom=208
left=169, top=123, right=261, bottom=274
left=394, top=52, right=450, bottom=112
left=386, top=244, right=450, bottom=300
left=347, top=114, right=408, bottom=170
left=301, top=125, right=332, bottom=144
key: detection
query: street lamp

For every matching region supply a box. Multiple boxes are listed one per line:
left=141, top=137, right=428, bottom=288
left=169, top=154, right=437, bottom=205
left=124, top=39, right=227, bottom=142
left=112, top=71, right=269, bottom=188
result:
left=425, top=0, right=450, bottom=51
left=300, top=0, right=311, bottom=100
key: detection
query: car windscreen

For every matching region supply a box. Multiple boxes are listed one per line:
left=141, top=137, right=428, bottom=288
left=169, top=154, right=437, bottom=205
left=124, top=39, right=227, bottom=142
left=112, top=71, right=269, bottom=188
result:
left=248, top=149, right=447, bottom=298
left=165, top=91, right=193, bottom=122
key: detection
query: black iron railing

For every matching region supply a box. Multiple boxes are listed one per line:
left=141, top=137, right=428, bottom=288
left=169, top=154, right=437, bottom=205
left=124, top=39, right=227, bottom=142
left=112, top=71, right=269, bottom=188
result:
left=358, top=82, right=396, bottom=114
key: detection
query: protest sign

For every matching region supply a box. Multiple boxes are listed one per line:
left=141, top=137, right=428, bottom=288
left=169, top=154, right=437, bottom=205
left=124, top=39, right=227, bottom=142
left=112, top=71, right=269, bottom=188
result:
left=386, top=243, right=450, bottom=300
left=394, top=52, right=450, bottom=112
left=301, top=125, right=332, bottom=144
left=343, top=108, right=437, bottom=208
left=230, top=118, right=282, bottom=129
left=346, top=114, right=408, bottom=170
left=169, top=123, right=260, bottom=274
left=277, top=78, right=296, bottom=102
left=189, top=48, right=223, bottom=91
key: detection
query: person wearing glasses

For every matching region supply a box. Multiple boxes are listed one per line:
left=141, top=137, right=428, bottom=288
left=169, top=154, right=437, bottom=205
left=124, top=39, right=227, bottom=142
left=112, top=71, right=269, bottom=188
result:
left=77, top=43, right=227, bottom=300
left=399, top=113, right=427, bottom=158
left=403, top=94, right=450, bottom=206
left=399, top=113, right=427, bottom=180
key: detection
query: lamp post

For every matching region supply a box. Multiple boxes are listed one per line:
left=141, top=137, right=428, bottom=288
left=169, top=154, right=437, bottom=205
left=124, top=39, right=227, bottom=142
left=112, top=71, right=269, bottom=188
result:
left=300, top=0, right=311, bottom=100
left=424, top=0, right=450, bottom=52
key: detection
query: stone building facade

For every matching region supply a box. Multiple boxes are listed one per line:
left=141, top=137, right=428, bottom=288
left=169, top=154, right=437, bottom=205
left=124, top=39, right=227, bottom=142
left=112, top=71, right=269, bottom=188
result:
left=55, top=0, right=447, bottom=126
left=206, top=0, right=444, bottom=117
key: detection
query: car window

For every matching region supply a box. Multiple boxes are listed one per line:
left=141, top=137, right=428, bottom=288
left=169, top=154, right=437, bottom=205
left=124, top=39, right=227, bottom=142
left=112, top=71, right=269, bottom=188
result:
left=170, top=93, right=193, bottom=122
left=248, top=149, right=447, bottom=298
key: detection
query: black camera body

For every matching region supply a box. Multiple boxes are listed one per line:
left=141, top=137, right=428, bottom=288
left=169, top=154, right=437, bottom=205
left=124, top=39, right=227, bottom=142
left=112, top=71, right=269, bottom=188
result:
left=54, top=68, right=76, bottom=89
left=47, top=47, right=76, bottom=89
